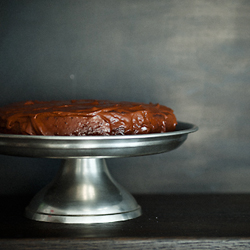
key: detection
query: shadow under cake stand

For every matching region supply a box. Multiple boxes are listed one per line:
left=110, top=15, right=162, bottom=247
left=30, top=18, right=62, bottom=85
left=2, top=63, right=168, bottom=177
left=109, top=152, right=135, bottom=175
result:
left=0, top=122, right=197, bottom=224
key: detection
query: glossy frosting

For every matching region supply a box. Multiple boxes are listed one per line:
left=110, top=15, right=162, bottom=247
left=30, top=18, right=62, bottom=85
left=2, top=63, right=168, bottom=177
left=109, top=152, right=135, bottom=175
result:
left=0, top=100, right=177, bottom=136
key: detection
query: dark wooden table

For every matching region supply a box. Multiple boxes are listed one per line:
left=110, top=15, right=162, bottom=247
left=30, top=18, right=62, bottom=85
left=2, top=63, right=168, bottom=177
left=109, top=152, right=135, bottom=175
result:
left=1, top=194, right=250, bottom=249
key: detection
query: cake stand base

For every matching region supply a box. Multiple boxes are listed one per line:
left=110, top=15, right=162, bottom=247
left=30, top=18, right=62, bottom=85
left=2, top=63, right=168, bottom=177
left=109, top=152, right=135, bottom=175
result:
left=25, top=158, right=141, bottom=224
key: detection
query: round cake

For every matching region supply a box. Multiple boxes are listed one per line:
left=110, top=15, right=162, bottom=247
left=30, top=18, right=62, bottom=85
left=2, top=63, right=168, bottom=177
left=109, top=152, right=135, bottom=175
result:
left=0, top=99, right=177, bottom=136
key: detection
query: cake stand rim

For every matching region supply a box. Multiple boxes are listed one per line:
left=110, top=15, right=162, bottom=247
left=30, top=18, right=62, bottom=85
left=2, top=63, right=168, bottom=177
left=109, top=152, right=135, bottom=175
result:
left=0, top=121, right=198, bottom=158
left=0, top=121, right=198, bottom=141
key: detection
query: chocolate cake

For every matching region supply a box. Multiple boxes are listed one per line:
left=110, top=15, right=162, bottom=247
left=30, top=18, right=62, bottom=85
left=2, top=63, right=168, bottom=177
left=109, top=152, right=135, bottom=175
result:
left=0, top=100, right=177, bottom=136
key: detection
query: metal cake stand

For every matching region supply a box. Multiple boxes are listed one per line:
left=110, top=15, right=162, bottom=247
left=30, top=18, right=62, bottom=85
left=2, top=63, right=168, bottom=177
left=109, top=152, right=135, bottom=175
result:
left=0, top=122, right=197, bottom=224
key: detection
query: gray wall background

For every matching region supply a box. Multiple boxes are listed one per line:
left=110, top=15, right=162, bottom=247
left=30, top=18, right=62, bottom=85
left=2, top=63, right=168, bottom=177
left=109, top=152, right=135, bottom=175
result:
left=0, top=0, right=249, bottom=195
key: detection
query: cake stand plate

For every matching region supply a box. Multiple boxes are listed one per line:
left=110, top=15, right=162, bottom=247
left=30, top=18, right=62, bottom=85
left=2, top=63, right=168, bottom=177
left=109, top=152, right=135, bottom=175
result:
left=0, top=122, right=197, bottom=224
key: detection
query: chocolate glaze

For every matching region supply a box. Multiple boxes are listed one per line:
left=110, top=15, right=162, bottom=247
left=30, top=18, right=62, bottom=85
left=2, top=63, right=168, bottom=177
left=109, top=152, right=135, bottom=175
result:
left=0, top=100, right=177, bottom=136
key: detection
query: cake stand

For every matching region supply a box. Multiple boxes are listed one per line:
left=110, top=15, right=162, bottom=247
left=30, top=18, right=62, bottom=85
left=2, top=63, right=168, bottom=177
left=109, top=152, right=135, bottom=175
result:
left=0, top=122, right=197, bottom=224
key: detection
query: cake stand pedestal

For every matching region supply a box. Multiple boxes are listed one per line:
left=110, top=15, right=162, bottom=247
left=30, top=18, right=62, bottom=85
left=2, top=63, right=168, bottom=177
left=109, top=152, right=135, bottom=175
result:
left=26, top=158, right=141, bottom=223
left=0, top=122, right=197, bottom=224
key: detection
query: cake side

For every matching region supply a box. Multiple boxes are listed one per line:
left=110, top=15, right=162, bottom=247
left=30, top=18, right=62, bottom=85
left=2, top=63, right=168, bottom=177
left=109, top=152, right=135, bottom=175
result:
left=0, top=100, right=177, bottom=136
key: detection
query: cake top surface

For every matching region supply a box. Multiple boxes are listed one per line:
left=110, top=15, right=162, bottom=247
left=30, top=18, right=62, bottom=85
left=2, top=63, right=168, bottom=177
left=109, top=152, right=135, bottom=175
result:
left=0, top=99, right=174, bottom=117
